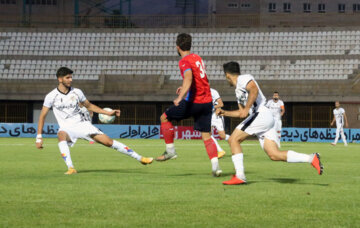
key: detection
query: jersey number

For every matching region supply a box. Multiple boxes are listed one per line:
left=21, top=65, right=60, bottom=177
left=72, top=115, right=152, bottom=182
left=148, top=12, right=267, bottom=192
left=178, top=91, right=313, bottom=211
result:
left=196, top=60, right=206, bottom=78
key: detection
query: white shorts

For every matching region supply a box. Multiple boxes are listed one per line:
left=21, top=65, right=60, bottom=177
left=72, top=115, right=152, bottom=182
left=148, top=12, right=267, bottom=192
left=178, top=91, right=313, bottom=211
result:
left=236, top=107, right=280, bottom=149
left=58, top=121, right=103, bottom=147
left=211, top=112, right=225, bottom=132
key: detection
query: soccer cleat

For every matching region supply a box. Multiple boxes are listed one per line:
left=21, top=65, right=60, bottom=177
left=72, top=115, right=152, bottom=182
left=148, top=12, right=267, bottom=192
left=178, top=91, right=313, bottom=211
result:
left=140, top=157, right=154, bottom=165
left=64, top=167, right=77, bottom=175
left=212, top=168, right=222, bottom=177
left=155, top=151, right=178, bottom=161
left=222, top=175, right=246, bottom=185
left=330, top=143, right=336, bottom=146
left=311, top=153, right=323, bottom=175
left=217, top=150, right=226, bottom=159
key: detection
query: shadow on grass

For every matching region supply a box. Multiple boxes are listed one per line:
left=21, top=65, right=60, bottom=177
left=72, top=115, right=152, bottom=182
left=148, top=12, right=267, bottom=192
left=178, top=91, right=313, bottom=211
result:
left=268, top=178, right=329, bottom=186
left=78, top=169, right=154, bottom=174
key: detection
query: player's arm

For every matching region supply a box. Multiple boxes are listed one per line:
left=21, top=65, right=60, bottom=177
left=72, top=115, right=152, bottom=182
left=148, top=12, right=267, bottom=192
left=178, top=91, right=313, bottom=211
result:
left=36, top=106, right=50, bottom=149
left=216, top=104, right=244, bottom=118
left=280, top=105, right=285, bottom=116
left=241, top=80, right=258, bottom=118
left=82, top=100, right=120, bottom=117
left=174, top=70, right=192, bottom=106
left=330, top=115, right=335, bottom=126
left=214, top=98, right=224, bottom=109
left=344, top=112, right=349, bottom=128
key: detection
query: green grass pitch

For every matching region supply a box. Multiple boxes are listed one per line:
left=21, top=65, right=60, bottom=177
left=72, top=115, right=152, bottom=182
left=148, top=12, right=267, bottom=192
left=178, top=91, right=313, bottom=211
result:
left=0, top=138, right=359, bottom=227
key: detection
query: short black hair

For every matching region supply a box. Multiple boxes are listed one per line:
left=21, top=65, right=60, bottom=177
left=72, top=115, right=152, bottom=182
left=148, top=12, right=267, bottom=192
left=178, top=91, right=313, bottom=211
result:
left=56, top=67, right=73, bottom=78
left=273, top=91, right=279, bottom=94
left=176, top=33, right=192, bottom=51
left=223, top=61, right=240, bottom=75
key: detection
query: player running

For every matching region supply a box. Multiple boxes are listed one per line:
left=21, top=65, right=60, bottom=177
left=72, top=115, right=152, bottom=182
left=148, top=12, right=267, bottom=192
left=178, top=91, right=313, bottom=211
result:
left=35, top=67, right=153, bottom=174
left=156, top=33, right=222, bottom=177
left=210, top=88, right=230, bottom=158
left=330, top=101, right=348, bottom=146
left=265, top=92, right=285, bottom=142
left=216, top=62, right=323, bottom=185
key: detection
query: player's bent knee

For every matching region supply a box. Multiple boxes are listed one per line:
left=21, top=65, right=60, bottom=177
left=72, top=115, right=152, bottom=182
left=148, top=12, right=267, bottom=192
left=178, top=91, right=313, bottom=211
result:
left=57, top=131, right=67, bottom=141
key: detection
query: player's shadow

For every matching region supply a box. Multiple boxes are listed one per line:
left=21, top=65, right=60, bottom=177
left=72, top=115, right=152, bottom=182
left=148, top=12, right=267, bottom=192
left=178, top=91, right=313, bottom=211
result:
left=79, top=169, right=154, bottom=174
left=268, top=178, right=329, bottom=186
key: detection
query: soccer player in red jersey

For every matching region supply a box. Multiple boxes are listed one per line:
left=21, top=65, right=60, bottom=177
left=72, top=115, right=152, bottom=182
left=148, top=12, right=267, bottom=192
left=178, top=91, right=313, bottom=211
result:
left=156, top=33, right=222, bottom=177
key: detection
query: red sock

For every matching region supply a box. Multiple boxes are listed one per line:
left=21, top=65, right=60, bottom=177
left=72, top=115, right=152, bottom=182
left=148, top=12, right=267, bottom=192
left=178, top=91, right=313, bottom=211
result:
left=161, top=121, right=174, bottom=144
left=204, top=138, right=218, bottom=160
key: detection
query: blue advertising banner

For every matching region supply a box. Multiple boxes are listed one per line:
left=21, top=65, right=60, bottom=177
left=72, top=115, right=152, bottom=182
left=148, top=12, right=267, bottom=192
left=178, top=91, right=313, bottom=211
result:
left=0, top=123, right=160, bottom=139
left=281, top=128, right=360, bottom=143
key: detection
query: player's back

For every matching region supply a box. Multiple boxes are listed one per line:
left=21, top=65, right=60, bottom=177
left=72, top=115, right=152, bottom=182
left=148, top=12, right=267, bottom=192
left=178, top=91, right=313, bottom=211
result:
left=179, top=53, right=212, bottom=104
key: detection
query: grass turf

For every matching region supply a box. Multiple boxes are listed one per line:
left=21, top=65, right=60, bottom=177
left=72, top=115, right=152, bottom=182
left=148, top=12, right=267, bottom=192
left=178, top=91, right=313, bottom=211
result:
left=0, top=138, right=359, bottom=227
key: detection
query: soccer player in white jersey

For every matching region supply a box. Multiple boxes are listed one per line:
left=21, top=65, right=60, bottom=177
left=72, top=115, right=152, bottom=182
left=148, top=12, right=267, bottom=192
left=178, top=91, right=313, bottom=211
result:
left=35, top=67, right=153, bottom=175
left=216, top=62, right=323, bottom=185
left=265, top=92, right=285, bottom=141
left=210, top=88, right=230, bottom=159
left=330, top=101, right=348, bottom=146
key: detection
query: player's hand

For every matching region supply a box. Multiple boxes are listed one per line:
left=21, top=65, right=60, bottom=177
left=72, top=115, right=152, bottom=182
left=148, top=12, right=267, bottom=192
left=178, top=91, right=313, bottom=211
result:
left=345, top=123, right=349, bottom=128
left=173, top=97, right=182, bottom=106
left=36, top=138, right=43, bottom=149
left=176, top=87, right=182, bottom=95
left=216, top=108, right=225, bottom=116
left=107, top=109, right=121, bottom=117
left=239, top=108, right=249, bottom=118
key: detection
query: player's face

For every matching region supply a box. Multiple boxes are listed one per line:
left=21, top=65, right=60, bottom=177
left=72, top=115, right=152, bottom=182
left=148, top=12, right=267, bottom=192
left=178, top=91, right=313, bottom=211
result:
left=225, top=73, right=234, bottom=87
left=335, top=102, right=340, bottom=108
left=273, top=93, right=279, bottom=101
left=58, top=74, right=73, bottom=88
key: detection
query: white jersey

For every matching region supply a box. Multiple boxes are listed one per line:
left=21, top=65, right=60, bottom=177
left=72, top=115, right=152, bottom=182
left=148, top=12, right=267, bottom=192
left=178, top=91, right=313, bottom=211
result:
left=333, top=108, right=345, bottom=127
left=266, top=99, right=284, bottom=121
left=43, top=87, right=87, bottom=129
left=235, top=74, right=266, bottom=114
left=80, top=106, right=92, bottom=122
left=210, top=88, right=221, bottom=113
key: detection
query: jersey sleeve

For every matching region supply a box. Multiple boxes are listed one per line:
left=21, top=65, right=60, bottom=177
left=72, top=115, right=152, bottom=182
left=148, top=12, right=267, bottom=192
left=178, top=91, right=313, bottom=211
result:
left=179, top=59, right=192, bottom=75
left=265, top=100, right=270, bottom=107
left=237, top=75, right=253, bottom=91
left=43, top=93, right=54, bottom=108
left=280, top=100, right=285, bottom=108
left=75, top=89, right=87, bottom=102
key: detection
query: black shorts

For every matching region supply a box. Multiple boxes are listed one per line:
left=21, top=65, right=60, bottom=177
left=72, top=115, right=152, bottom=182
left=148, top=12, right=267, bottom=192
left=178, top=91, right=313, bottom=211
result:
left=165, top=100, right=212, bottom=132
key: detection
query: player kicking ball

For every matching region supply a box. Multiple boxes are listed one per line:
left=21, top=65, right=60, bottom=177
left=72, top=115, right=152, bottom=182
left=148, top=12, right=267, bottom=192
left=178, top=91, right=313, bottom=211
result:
left=155, top=33, right=222, bottom=177
left=35, top=67, right=153, bottom=174
left=216, top=62, right=323, bottom=185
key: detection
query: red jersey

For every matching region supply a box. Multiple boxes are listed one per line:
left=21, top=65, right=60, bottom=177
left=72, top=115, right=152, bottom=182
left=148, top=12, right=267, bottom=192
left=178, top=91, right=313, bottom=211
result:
left=178, top=53, right=212, bottom=104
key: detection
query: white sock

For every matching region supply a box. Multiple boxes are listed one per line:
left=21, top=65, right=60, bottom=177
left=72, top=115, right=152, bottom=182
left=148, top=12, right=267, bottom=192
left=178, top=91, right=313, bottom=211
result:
left=232, top=153, right=246, bottom=180
left=340, top=131, right=348, bottom=145
left=58, top=141, right=74, bottom=169
left=166, top=143, right=176, bottom=154
left=225, top=134, right=230, bottom=141
left=211, top=157, right=219, bottom=171
left=287, top=150, right=312, bottom=163
left=211, top=136, right=223, bottom=152
left=334, top=129, right=340, bottom=144
left=111, top=140, right=141, bottom=161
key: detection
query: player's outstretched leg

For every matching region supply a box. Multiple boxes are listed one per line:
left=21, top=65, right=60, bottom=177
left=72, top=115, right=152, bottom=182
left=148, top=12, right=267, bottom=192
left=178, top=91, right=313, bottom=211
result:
left=156, top=113, right=177, bottom=161
left=263, top=138, right=323, bottom=175
left=92, top=134, right=153, bottom=165
left=203, top=133, right=222, bottom=177
left=58, top=131, right=77, bottom=175
left=211, top=135, right=225, bottom=159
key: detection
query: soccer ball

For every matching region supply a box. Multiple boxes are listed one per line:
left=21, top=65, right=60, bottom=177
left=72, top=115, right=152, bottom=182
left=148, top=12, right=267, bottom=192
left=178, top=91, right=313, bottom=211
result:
left=98, top=108, right=115, bottom=124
